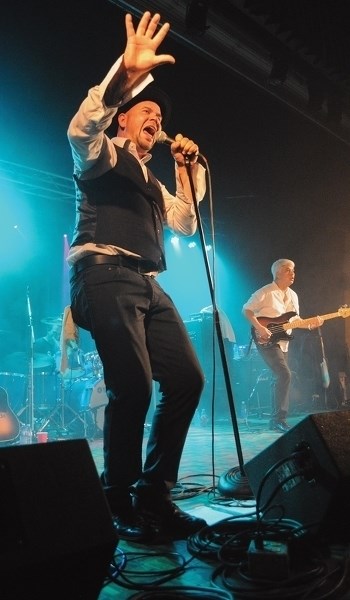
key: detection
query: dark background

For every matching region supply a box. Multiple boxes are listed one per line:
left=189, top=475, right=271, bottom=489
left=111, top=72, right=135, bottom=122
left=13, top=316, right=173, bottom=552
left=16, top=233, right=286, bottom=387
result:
left=1, top=0, right=350, bottom=409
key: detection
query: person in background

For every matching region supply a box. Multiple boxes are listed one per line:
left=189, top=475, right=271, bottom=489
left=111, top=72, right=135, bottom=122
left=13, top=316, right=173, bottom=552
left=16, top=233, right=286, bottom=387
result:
left=33, top=319, right=62, bottom=373
left=242, top=259, right=323, bottom=433
left=200, top=304, right=236, bottom=350
left=66, top=11, right=207, bottom=542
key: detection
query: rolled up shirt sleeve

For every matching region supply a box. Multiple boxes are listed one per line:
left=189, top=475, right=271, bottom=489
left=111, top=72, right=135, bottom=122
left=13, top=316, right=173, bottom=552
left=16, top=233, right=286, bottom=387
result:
left=67, top=56, right=153, bottom=175
left=160, top=162, right=206, bottom=235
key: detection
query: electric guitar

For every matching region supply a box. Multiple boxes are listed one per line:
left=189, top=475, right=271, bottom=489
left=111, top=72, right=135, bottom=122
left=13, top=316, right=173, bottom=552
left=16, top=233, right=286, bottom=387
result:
left=0, top=386, right=20, bottom=443
left=252, top=306, right=350, bottom=347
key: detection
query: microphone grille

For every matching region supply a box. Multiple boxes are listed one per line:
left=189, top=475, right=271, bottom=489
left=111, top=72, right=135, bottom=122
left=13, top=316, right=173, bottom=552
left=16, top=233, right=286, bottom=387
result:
left=156, top=130, right=168, bottom=143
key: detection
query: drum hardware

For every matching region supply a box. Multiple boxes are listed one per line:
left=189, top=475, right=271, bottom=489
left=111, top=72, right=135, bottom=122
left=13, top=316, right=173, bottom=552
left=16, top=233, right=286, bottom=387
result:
left=64, top=377, right=98, bottom=439
left=36, top=375, right=92, bottom=438
left=36, top=373, right=107, bottom=439
left=57, top=376, right=108, bottom=439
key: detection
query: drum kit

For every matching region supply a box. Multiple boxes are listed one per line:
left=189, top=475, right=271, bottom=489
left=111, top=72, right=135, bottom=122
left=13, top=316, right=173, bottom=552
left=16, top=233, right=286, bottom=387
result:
left=0, top=316, right=108, bottom=440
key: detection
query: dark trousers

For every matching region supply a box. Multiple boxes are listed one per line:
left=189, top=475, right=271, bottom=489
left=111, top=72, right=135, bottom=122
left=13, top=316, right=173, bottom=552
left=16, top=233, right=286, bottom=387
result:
left=70, top=263, right=204, bottom=498
left=257, top=344, right=291, bottom=421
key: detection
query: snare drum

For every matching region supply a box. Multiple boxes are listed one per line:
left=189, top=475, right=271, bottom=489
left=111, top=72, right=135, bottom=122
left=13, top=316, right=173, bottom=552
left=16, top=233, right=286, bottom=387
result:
left=81, top=378, right=108, bottom=434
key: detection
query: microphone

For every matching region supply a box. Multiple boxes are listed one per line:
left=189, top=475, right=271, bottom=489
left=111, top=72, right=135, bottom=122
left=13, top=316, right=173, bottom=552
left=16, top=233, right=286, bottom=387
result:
left=156, top=130, right=175, bottom=145
left=155, top=130, right=204, bottom=161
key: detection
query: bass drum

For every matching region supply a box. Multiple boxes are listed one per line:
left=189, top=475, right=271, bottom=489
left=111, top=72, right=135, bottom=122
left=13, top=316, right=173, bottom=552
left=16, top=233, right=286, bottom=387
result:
left=62, top=377, right=96, bottom=439
left=85, top=378, right=108, bottom=436
left=65, top=377, right=108, bottom=438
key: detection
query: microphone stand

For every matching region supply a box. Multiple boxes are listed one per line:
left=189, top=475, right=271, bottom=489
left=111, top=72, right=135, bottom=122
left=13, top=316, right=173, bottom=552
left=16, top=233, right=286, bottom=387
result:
left=185, top=157, right=252, bottom=498
left=318, top=327, right=330, bottom=409
left=25, top=286, right=35, bottom=439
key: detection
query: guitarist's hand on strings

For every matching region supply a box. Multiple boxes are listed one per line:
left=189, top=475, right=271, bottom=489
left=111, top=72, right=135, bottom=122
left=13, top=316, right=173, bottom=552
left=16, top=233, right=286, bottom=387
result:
left=254, top=320, right=271, bottom=344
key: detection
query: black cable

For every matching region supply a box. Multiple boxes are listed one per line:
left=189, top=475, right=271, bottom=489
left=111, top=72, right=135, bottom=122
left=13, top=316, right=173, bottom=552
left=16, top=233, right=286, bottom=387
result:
left=187, top=514, right=258, bottom=560
left=171, top=477, right=216, bottom=500
left=106, top=549, right=193, bottom=590
left=106, top=545, right=128, bottom=581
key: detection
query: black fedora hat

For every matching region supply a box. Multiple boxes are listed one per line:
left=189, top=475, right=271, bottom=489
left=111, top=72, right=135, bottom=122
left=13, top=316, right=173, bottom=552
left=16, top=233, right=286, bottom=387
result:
left=119, top=83, right=171, bottom=127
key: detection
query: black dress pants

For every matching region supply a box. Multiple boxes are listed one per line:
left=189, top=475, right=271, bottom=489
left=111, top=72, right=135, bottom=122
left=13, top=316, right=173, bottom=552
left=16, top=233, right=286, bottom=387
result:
left=70, top=263, right=204, bottom=498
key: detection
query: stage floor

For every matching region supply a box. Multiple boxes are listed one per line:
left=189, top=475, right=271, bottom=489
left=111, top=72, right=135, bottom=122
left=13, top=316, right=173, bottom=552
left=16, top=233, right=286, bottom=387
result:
left=87, top=410, right=350, bottom=600
left=2, top=397, right=350, bottom=599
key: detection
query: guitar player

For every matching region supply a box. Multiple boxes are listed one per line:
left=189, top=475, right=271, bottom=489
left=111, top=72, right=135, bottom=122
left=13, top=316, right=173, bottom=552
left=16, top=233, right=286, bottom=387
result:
left=242, top=258, right=323, bottom=433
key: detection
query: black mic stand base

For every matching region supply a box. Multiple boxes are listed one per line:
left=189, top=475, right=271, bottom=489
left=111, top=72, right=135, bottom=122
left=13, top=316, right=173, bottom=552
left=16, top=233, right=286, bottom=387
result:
left=218, top=466, right=254, bottom=499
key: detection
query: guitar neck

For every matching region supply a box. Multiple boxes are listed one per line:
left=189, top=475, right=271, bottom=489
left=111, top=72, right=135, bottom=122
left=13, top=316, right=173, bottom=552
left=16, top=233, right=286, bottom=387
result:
left=286, top=312, right=341, bottom=331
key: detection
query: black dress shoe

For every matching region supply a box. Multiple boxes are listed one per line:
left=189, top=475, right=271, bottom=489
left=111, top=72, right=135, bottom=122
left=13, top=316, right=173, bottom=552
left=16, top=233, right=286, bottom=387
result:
left=140, top=501, right=207, bottom=539
left=269, top=420, right=290, bottom=433
left=113, top=512, right=152, bottom=542
left=131, top=484, right=207, bottom=540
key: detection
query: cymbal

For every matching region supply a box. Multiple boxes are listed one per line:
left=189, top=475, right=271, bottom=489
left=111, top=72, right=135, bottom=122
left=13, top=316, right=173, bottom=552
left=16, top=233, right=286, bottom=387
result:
left=33, top=353, right=54, bottom=368
left=41, top=317, right=63, bottom=326
left=2, top=351, right=54, bottom=372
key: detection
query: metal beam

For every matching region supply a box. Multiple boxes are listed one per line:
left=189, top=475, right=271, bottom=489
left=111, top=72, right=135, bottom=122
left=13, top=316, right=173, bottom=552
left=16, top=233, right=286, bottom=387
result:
left=109, top=0, right=350, bottom=147
left=0, top=160, right=75, bottom=204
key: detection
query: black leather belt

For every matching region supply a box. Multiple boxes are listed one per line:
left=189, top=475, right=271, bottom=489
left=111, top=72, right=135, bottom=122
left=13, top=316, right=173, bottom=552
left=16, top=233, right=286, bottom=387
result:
left=71, top=254, right=160, bottom=276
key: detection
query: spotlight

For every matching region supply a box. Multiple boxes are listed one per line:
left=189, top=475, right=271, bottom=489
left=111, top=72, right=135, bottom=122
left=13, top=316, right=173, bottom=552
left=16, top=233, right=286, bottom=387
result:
left=188, top=241, right=197, bottom=249
left=170, top=235, right=180, bottom=248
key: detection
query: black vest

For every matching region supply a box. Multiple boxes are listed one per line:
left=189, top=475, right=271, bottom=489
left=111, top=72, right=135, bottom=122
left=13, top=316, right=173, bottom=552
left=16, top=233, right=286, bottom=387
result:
left=71, top=146, right=166, bottom=271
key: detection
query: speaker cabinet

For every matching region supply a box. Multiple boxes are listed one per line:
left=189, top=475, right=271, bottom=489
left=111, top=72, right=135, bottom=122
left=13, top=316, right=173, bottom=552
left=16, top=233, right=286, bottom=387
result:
left=0, top=439, right=118, bottom=599
left=244, top=410, right=350, bottom=543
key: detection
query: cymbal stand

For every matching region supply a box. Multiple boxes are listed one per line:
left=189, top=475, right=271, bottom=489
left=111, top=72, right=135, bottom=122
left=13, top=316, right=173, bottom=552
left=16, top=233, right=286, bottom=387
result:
left=17, top=287, right=35, bottom=439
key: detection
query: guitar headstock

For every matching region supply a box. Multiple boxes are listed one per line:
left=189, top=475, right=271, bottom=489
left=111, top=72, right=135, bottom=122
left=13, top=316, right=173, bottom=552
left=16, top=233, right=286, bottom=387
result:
left=338, top=305, right=350, bottom=319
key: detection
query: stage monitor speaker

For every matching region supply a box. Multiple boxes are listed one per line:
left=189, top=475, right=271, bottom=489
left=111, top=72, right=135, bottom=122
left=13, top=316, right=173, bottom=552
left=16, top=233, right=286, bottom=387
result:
left=0, top=439, right=118, bottom=599
left=244, top=410, right=350, bottom=543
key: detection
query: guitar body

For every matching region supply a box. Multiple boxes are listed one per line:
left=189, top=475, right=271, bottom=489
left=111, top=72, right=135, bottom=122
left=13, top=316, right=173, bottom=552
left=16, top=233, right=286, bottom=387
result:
left=0, top=386, right=20, bottom=443
left=252, top=311, right=297, bottom=347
